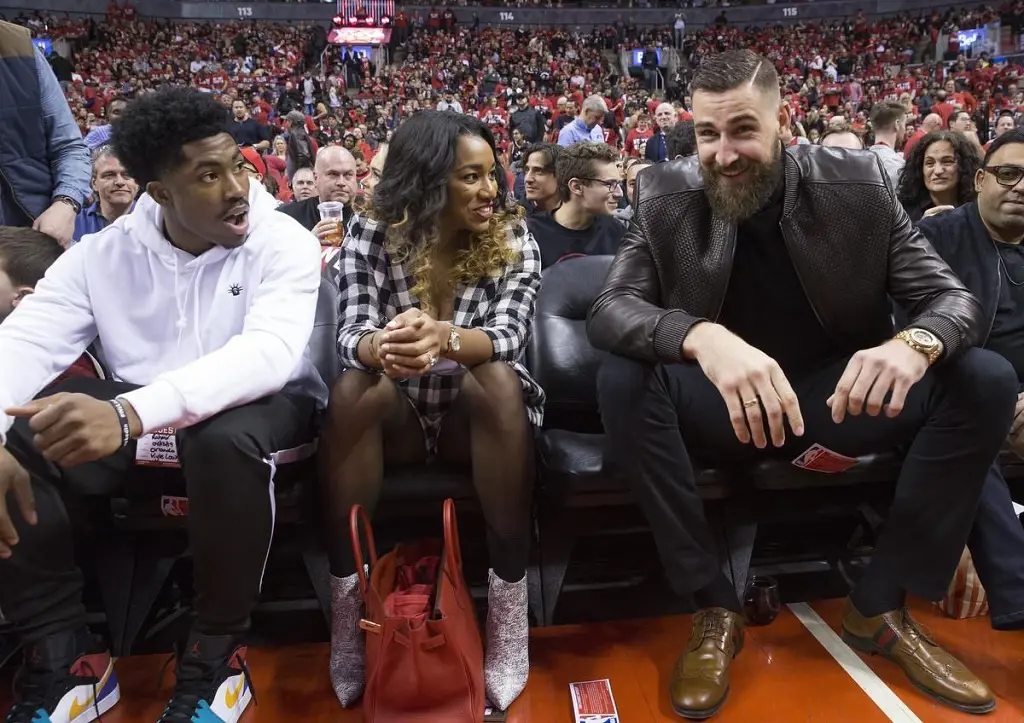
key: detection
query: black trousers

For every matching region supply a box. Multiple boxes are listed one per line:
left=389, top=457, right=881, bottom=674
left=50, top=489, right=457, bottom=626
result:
left=969, top=462, right=1024, bottom=628
left=598, top=348, right=1018, bottom=602
left=0, top=377, right=319, bottom=642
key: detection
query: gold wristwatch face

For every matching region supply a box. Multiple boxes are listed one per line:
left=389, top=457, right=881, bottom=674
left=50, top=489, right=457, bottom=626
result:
left=908, top=328, right=938, bottom=349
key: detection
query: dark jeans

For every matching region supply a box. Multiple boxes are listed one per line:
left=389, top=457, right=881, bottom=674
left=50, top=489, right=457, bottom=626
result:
left=0, top=377, right=319, bottom=643
left=598, top=348, right=1017, bottom=602
left=968, top=463, right=1024, bottom=628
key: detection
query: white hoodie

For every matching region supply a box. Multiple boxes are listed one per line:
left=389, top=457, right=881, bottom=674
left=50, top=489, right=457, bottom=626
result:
left=0, top=183, right=327, bottom=440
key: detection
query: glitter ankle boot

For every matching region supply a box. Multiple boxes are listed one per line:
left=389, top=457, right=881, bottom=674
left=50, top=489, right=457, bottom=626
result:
left=484, top=569, right=529, bottom=711
left=329, top=573, right=364, bottom=707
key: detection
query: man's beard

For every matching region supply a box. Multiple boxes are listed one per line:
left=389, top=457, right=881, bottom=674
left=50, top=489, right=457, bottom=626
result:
left=700, top=144, right=783, bottom=222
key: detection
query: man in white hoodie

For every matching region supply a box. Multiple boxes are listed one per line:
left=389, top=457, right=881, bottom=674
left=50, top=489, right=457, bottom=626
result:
left=0, top=87, right=326, bottom=723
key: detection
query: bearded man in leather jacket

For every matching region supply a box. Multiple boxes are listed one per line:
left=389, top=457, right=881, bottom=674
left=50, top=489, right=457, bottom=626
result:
left=588, top=49, right=1017, bottom=720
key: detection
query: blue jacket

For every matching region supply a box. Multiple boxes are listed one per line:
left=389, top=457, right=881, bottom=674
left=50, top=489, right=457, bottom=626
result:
left=0, top=22, right=90, bottom=224
left=0, top=22, right=51, bottom=222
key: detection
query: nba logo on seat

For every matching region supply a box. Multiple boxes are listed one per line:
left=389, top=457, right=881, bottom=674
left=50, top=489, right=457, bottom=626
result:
left=161, top=496, right=190, bottom=517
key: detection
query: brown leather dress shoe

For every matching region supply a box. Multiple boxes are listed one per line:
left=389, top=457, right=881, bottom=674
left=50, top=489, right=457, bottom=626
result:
left=669, top=607, right=745, bottom=720
left=841, top=598, right=995, bottom=714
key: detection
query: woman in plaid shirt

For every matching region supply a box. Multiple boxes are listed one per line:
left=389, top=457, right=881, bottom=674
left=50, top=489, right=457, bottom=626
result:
left=322, top=111, right=544, bottom=713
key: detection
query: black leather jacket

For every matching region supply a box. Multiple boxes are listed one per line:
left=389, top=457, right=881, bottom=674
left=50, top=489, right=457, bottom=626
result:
left=587, top=145, right=983, bottom=364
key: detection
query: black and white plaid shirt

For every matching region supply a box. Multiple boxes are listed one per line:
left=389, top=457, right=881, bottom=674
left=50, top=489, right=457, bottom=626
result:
left=335, top=214, right=546, bottom=452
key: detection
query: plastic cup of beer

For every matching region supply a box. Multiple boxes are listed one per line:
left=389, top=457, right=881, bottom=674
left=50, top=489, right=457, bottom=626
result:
left=318, top=201, right=345, bottom=246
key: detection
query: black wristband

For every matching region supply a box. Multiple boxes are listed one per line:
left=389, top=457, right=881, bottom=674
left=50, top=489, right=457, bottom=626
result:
left=108, top=398, right=132, bottom=448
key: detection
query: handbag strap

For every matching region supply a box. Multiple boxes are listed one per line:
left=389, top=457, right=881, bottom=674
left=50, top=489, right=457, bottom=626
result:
left=442, top=498, right=463, bottom=576
left=349, top=504, right=378, bottom=597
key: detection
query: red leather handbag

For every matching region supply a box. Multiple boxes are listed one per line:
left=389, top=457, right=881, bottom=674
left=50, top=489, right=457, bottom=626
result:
left=350, top=498, right=485, bottom=722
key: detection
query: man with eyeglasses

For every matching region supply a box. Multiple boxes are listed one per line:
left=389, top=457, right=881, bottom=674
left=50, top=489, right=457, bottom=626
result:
left=526, top=141, right=625, bottom=269
left=914, top=128, right=1024, bottom=633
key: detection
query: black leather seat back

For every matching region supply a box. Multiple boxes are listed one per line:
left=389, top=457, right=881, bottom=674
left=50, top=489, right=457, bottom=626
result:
left=310, top=274, right=342, bottom=387
left=528, top=256, right=613, bottom=431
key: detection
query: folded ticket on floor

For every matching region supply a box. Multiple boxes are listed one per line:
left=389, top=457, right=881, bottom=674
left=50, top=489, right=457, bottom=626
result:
left=569, top=678, right=619, bottom=722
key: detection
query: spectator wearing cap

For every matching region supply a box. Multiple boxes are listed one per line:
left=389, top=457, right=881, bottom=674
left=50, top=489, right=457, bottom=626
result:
left=239, top=147, right=282, bottom=207
left=73, top=146, right=139, bottom=243
left=0, top=21, right=91, bottom=248
left=557, top=95, right=608, bottom=147
left=510, top=95, right=546, bottom=144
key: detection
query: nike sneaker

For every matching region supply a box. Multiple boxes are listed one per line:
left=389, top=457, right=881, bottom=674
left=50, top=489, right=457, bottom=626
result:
left=157, top=631, right=254, bottom=723
left=4, top=628, right=120, bottom=723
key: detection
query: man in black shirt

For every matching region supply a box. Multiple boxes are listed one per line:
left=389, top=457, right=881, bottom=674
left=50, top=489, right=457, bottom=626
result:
left=591, top=50, right=1013, bottom=719
left=526, top=142, right=625, bottom=268
left=916, top=129, right=1024, bottom=633
left=228, top=100, right=271, bottom=152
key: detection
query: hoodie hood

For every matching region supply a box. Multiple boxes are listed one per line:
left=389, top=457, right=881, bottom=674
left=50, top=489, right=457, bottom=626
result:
left=121, top=181, right=281, bottom=265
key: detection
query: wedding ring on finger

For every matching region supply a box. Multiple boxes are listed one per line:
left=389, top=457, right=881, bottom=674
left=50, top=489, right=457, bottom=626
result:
left=742, top=398, right=759, bottom=409
left=427, top=354, right=439, bottom=368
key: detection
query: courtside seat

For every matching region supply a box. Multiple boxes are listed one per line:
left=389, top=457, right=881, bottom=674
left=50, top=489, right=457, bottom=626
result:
left=538, top=428, right=735, bottom=500
left=98, top=274, right=341, bottom=656
left=527, top=256, right=741, bottom=625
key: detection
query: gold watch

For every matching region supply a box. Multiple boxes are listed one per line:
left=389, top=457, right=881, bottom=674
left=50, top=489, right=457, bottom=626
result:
left=895, top=328, right=943, bottom=365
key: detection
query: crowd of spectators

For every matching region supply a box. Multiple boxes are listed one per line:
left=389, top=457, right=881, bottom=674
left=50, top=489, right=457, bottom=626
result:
left=5, top=1, right=1021, bottom=219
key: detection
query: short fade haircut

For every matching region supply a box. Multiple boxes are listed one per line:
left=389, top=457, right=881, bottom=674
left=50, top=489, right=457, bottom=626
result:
left=983, top=128, right=1024, bottom=165
left=522, top=142, right=561, bottom=171
left=112, top=86, right=231, bottom=188
left=0, top=227, right=64, bottom=287
left=692, top=49, right=779, bottom=99
left=870, top=101, right=906, bottom=132
left=556, top=141, right=619, bottom=201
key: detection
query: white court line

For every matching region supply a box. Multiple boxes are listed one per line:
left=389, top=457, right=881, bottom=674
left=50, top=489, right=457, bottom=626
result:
left=788, top=602, right=923, bottom=723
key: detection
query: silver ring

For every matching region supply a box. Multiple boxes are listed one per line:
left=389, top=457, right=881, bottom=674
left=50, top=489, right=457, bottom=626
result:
left=427, top=354, right=439, bottom=368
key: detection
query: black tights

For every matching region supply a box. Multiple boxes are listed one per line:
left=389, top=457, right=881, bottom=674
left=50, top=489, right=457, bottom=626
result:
left=320, top=363, right=534, bottom=583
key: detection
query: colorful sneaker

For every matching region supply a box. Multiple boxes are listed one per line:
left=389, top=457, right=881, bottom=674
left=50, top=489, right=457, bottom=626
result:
left=4, top=629, right=120, bottom=723
left=157, top=632, right=254, bottom=723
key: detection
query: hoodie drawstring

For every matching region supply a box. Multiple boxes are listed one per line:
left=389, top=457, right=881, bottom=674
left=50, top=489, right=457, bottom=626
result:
left=192, top=266, right=205, bottom=356
left=173, top=257, right=205, bottom=356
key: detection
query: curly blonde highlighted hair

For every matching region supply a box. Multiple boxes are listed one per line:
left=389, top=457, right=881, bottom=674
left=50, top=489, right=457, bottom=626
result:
left=380, top=205, right=524, bottom=315
left=368, top=110, right=524, bottom=315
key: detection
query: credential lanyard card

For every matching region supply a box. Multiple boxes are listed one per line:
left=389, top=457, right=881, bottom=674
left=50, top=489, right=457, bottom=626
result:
left=135, top=427, right=180, bottom=468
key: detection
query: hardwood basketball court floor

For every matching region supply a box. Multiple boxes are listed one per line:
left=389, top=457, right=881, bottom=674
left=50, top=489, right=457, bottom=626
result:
left=2, top=598, right=1021, bottom=722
